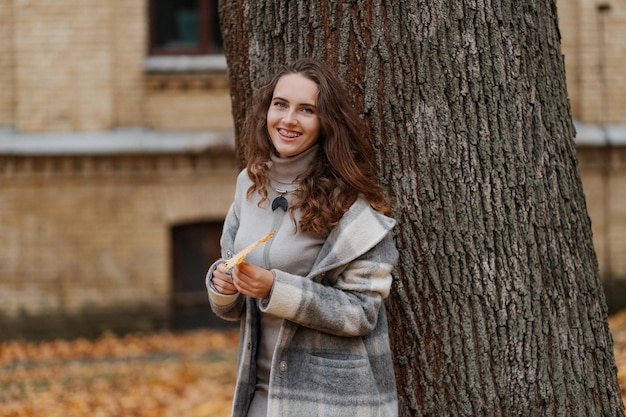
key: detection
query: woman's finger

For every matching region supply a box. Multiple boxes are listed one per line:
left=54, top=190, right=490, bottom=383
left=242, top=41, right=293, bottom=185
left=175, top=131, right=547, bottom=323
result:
left=231, top=263, right=273, bottom=299
left=212, top=268, right=238, bottom=295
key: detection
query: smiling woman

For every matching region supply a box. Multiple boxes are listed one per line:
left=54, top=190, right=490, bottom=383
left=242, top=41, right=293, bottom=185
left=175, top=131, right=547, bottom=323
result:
left=204, top=58, right=399, bottom=417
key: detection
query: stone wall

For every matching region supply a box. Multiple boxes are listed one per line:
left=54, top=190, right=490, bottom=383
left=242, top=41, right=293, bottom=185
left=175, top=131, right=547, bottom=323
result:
left=13, top=1, right=115, bottom=132
left=558, top=0, right=626, bottom=124
left=0, top=0, right=236, bottom=339
left=557, top=0, right=626, bottom=308
left=577, top=146, right=626, bottom=311
left=0, top=0, right=14, bottom=127
left=0, top=150, right=238, bottom=339
left=0, top=0, right=233, bottom=132
left=144, top=73, right=233, bottom=131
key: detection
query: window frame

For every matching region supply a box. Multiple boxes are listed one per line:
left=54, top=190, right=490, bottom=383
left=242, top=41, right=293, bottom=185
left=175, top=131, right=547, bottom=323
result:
left=148, top=0, right=223, bottom=56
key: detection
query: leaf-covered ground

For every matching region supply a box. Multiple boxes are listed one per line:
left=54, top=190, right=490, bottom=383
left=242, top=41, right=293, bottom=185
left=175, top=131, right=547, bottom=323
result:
left=3, top=312, right=626, bottom=417
left=0, top=330, right=239, bottom=417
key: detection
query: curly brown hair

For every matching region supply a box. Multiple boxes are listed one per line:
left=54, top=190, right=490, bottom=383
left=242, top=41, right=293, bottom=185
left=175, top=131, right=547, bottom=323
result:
left=243, top=58, right=391, bottom=237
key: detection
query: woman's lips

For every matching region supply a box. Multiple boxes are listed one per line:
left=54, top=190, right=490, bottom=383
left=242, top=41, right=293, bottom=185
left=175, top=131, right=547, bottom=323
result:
left=278, top=128, right=301, bottom=139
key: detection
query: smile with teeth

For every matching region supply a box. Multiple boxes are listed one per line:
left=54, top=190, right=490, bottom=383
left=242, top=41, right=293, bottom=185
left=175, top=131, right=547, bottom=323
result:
left=278, top=128, right=301, bottom=138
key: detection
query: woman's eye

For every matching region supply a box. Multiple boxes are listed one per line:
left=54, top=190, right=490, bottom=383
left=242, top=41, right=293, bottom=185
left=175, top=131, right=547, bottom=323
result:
left=274, top=101, right=287, bottom=108
left=302, top=107, right=314, bottom=114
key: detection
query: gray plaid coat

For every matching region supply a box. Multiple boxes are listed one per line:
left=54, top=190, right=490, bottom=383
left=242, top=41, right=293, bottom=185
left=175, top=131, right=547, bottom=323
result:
left=207, top=196, right=399, bottom=417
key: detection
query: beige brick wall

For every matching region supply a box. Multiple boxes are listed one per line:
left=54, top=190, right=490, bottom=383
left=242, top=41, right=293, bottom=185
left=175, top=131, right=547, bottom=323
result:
left=0, top=153, right=238, bottom=318
left=603, top=4, right=626, bottom=123
left=111, top=0, right=146, bottom=127
left=0, top=0, right=14, bottom=127
left=14, top=1, right=114, bottom=132
left=557, top=0, right=626, bottom=299
left=578, top=147, right=626, bottom=279
left=558, top=0, right=626, bottom=124
left=6, top=0, right=233, bottom=132
left=143, top=73, right=234, bottom=130
left=146, top=89, right=234, bottom=131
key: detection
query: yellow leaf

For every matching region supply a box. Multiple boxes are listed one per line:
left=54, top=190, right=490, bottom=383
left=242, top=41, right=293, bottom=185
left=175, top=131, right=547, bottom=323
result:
left=223, top=231, right=275, bottom=269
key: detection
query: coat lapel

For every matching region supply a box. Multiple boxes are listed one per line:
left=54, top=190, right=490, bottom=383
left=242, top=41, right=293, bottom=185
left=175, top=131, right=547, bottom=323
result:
left=274, top=198, right=396, bottom=350
left=309, top=197, right=396, bottom=277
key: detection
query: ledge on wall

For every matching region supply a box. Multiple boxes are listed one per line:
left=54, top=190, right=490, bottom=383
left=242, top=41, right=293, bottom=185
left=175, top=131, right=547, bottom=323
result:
left=1, top=119, right=622, bottom=156
left=144, top=55, right=227, bottom=73
left=574, top=119, right=626, bottom=146
left=0, top=128, right=235, bottom=156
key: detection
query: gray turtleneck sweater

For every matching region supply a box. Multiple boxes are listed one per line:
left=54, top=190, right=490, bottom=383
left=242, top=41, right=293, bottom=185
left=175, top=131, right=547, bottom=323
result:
left=211, top=145, right=325, bottom=417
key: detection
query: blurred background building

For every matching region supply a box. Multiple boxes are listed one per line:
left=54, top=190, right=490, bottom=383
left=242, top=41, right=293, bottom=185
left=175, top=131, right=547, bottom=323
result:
left=0, top=0, right=624, bottom=340
left=0, top=0, right=239, bottom=339
left=559, top=1, right=626, bottom=312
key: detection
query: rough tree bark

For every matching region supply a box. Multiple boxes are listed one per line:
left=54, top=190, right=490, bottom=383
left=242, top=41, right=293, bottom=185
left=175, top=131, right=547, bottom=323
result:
left=218, top=1, right=625, bottom=416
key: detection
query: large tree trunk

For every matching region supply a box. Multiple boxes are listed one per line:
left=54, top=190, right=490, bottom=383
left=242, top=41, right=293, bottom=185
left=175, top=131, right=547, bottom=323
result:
left=219, top=1, right=625, bottom=416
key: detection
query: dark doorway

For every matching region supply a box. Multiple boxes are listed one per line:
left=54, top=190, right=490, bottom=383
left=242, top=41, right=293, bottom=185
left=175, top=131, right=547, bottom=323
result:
left=170, top=221, right=236, bottom=330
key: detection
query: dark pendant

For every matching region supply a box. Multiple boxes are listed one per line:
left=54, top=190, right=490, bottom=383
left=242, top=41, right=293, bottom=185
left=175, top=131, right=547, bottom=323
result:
left=272, top=195, right=288, bottom=211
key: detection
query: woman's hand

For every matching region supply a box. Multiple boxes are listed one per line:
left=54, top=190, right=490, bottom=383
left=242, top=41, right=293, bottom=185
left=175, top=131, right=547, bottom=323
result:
left=231, top=261, right=275, bottom=299
left=212, top=263, right=239, bottom=295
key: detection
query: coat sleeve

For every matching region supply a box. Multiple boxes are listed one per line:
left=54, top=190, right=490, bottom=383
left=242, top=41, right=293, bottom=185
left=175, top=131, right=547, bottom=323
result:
left=259, top=231, right=398, bottom=337
left=205, top=174, right=247, bottom=321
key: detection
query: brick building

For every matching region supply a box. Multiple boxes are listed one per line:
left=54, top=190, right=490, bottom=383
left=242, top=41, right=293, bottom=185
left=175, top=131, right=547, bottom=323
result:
left=558, top=0, right=626, bottom=310
left=0, top=0, right=239, bottom=339
left=0, top=1, right=624, bottom=340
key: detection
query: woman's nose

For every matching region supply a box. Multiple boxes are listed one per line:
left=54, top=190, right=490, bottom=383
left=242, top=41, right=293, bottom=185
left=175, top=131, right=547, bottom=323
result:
left=283, top=109, right=298, bottom=124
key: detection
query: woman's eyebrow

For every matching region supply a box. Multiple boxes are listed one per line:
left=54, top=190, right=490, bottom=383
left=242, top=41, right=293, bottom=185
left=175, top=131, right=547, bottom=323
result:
left=273, top=96, right=317, bottom=108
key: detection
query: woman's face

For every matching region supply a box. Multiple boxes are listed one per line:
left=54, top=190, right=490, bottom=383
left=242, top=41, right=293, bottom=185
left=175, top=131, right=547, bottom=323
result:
left=266, top=73, right=321, bottom=158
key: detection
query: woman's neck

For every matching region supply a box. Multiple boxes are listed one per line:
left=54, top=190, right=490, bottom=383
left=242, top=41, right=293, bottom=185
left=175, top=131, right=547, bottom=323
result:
left=269, top=144, right=319, bottom=187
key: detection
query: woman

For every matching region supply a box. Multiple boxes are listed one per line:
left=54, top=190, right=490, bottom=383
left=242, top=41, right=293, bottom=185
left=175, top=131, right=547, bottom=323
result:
left=206, top=58, right=398, bottom=417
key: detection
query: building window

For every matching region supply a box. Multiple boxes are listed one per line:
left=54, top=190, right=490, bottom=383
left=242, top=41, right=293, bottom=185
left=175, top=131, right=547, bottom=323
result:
left=170, top=221, right=236, bottom=330
left=149, top=0, right=223, bottom=55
